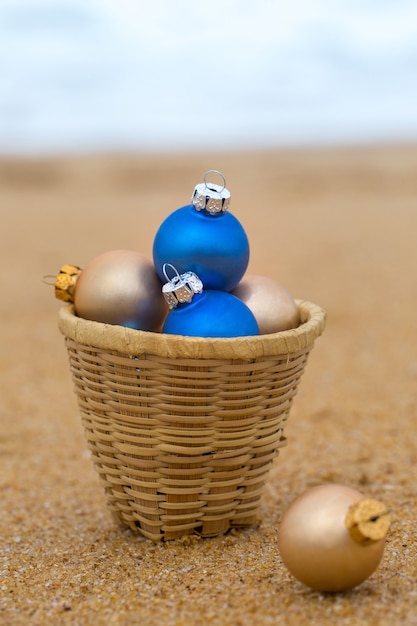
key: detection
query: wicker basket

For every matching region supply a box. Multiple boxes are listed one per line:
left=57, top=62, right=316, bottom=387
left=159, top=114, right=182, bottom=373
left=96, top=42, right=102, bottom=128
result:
left=58, top=300, right=326, bottom=541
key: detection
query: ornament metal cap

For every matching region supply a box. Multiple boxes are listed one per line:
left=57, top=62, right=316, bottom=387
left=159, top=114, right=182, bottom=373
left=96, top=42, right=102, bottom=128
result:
left=191, top=169, right=231, bottom=214
left=162, top=263, right=203, bottom=308
left=54, top=264, right=81, bottom=302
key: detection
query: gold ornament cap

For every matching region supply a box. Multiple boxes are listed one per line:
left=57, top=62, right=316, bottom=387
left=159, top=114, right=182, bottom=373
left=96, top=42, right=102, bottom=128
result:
left=54, top=264, right=81, bottom=302
left=191, top=169, right=231, bottom=214
left=345, top=498, right=391, bottom=545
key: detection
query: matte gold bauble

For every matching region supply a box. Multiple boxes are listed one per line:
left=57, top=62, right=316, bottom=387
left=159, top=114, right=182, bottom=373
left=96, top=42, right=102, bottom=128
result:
left=278, top=484, right=391, bottom=592
left=232, top=275, right=299, bottom=334
left=71, top=250, right=168, bottom=331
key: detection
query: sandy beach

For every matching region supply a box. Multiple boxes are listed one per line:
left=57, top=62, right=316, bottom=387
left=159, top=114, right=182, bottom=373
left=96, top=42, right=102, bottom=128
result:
left=1, top=144, right=416, bottom=625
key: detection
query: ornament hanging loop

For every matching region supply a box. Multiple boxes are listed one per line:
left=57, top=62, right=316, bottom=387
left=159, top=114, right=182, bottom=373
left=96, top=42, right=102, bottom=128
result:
left=204, top=169, right=226, bottom=193
left=192, top=170, right=231, bottom=215
left=162, top=262, right=180, bottom=284
left=42, top=274, right=57, bottom=286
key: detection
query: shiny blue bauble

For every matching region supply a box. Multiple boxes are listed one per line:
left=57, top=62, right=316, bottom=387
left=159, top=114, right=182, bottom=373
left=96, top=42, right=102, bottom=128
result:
left=153, top=204, right=250, bottom=292
left=162, top=290, right=259, bottom=338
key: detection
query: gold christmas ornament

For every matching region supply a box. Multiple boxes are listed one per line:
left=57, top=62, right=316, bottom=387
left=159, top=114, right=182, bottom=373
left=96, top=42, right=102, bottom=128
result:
left=55, top=250, right=168, bottom=332
left=232, top=275, right=300, bottom=334
left=278, top=484, right=391, bottom=592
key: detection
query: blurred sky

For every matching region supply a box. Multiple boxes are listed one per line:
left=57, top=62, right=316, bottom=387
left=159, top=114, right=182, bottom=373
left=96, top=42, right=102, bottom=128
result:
left=1, top=0, right=417, bottom=153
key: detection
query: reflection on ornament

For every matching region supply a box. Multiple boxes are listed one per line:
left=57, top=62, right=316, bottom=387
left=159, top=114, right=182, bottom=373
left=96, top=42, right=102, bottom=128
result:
left=278, top=484, right=391, bottom=592
left=153, top=171, right=249, bottom=292
left=232, top=275, right=299, bottom=334
left=56, top=250, right=168, bottom=331
left=161, top=264, right=259, bottom=338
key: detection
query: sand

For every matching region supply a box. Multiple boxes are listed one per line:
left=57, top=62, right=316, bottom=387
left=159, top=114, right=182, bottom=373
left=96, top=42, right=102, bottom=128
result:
left=1, top=144, right=416, bottom=625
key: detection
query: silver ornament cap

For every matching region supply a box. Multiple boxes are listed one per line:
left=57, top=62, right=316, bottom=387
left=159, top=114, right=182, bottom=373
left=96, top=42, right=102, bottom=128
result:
left=191, top=169, right=231, bottom=214
left=162, top=263, right=203, bottom=308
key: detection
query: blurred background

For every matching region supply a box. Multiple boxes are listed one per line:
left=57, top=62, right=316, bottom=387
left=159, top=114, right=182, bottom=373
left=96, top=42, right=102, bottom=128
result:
left=1, top=0, right=417, bottom=154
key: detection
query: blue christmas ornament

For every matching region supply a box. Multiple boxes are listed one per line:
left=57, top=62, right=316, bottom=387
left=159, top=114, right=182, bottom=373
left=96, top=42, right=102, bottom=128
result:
left=153, top=170, right=250, bottom=292
left=161, top=264, right=259, bottom=338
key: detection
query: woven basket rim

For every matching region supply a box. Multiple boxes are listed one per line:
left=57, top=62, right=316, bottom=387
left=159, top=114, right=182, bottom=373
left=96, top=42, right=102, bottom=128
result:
left=58, top=300, right=325, bottom=360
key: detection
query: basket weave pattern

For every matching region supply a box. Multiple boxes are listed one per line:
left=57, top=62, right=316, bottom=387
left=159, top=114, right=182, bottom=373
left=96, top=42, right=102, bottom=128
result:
left=59, top=301, right=325, bottom=541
